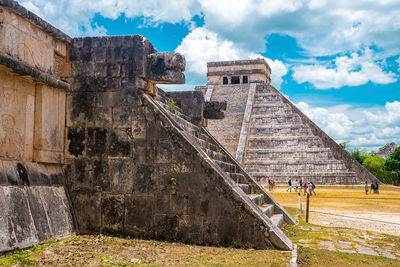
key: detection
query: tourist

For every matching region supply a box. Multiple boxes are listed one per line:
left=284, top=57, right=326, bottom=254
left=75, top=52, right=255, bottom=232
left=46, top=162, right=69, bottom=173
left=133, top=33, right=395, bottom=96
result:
left=308, top=182, right=315, bottom=196
left=268, top=178, right=272, bottom=191
left=303, top=182, right=308, bottom=195
left=375, top=182, right=380, bottom=194
left=294, top=179, right=299, bottom=192
left=287, top=179, right=292, bottom=192
left=364, top=181, right=369, bottom=195
left=311, top=182, right=316, bottom=196
left=371, top=182, right=379, bottom=194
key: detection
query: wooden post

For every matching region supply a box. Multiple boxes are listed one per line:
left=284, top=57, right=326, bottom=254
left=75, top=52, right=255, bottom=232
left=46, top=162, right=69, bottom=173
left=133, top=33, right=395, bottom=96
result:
left=306, top=193, right=310, bottom=223
left=298, top=192, right=302, bottom=210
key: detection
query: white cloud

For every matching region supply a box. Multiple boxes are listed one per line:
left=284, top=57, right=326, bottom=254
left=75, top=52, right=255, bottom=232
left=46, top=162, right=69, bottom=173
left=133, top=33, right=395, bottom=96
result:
left=292, top=50, right=397, bottom=89
left=364, top=101, right=400, bottom=126
left=194, top=0, right=400, bottom=58
left=296, top=101, right=400, bottom=151
left=264, top=58, right=288, bottom=89
left=20, top=0, right=201, bottom=36
left=21, top=0, right=400, bottom=58
left=296, top=102, right=353, bottom=139
left=175, top=27, right=287, bottom=89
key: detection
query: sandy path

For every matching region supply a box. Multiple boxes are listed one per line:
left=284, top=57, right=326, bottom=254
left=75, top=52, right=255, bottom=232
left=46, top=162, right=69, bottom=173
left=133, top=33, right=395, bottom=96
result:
left=308, top=209, right=400, bottom=236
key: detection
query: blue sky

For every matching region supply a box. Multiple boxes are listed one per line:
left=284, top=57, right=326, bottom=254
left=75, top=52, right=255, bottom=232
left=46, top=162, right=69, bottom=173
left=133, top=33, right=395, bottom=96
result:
left=21, top=0, right=400, bottom=152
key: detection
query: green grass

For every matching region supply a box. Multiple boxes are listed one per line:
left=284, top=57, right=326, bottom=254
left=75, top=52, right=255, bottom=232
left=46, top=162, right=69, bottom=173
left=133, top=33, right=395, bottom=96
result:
left=0, top=239, right=58, bottom=266
left=0, top=235, right=290, bottom=266
left=298, top=246, right=399, bottom=267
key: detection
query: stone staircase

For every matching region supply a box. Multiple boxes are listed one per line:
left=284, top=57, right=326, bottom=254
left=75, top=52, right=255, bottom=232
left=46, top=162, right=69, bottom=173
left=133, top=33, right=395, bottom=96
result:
left=244, top=84, right=358, bottom=185
left=153, top=90, right=295, bottom=250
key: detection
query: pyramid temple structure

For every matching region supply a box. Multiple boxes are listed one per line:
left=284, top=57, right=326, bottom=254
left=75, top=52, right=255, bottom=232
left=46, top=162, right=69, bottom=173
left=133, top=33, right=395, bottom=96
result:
left=196, top=59, right=378, bottom=185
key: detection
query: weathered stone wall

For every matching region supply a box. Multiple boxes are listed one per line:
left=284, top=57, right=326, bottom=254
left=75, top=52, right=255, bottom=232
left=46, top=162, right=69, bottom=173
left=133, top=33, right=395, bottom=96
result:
left=199, top=84, right=251, bottom=158
left=0, top=67, right=66, bottom=164
left=166, top=91, right=204, bottom=125
left=0, top=66, right=35, bottom=161
left=0, top=159, right=75, bottom=253
left=0, top=1, right=70, bottom=77
left=65, top=36, right=279, bottom=249
left=0, top=0, right=75, bottom=253
left=0, top=1, right=69, bottom=164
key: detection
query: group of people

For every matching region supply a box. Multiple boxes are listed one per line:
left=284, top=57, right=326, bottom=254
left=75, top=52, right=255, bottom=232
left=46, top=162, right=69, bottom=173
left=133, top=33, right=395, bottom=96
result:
left=267, top=179, right=276, bottom=191
left=287, top=179, right=317, bottom=196
left=365, top=181, right=380, bottom=195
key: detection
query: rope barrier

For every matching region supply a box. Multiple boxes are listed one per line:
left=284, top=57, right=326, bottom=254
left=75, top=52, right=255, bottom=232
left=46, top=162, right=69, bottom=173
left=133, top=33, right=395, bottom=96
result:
left=305, top=196, right=400, bottom=201
left=308, top=210, right=400, bottom=226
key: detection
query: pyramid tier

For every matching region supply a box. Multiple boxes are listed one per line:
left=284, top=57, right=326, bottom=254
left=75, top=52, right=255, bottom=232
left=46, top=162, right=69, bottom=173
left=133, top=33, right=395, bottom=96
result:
left=245, top=159, right=347, bottom=172
left=251, top=113, right=302, bottom=125
left=249, top=171, right=358, bottom=185
left=249, top=124, right=312, bottom=136
left=246, top=148, right=334, bottom=160
left=248, top=136, right=324, bottom=149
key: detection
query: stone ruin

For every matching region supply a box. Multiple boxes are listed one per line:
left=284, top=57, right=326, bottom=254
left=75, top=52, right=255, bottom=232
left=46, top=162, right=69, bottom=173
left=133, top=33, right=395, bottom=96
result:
left=196, top=59, right=379, bottom=185
left=0, top=0, right=295, bottom=254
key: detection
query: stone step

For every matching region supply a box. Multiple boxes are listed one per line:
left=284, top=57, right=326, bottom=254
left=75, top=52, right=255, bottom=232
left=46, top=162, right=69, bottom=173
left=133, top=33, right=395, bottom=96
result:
left=255, top=85, right=275, bottom=93
left=238, top=183, right=252, bottom=194
left=204, top=148, right=230, bottom=162
left=252, top=104, right=292, bottom=115
left=154, top=92, right=171, bottom=104
left=169, top=111, right=202, bottom=132
left=260, top=204, right=274, bottom=217
left=246, top=148, right=333, bottom=160
left=195, top=138, right=220, bottom=152
left=254, top=93, right=282, bottom=104
left=185, top=129, right=214, bottom=144
left=248, top=194, right=264, bottom=206
left=159, top=103, right=192, bottom=122
left=249, top=124, right=312, bottom=136
left=214, top=160, right=236, bottom=173
left=270, top=214, right=284, bottom=228
left=248, top=136, right=323, bottom=149
left=249, top=171, right=358, bottom=185
left=229, top=173, right=245, bottom=183
left=255, top=92, right=280, bottom=97
left=245, top=160, right=347, bottom=172
left=251, top=113, right=302, bottom=125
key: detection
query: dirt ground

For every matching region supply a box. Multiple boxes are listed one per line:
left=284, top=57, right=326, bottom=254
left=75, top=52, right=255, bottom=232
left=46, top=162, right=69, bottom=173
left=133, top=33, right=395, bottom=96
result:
left=270, top=185, right=400, bottom=236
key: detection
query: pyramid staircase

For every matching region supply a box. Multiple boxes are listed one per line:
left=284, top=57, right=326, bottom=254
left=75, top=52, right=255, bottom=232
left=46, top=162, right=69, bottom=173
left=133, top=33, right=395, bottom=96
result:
left=153, top=89, right=295, bottom=250
left=244, top=84, right=358, bottom=185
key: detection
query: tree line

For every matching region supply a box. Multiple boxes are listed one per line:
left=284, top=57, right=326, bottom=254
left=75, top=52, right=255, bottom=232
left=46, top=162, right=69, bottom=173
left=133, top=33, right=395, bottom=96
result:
left=339, top=142, right=400, bottom=185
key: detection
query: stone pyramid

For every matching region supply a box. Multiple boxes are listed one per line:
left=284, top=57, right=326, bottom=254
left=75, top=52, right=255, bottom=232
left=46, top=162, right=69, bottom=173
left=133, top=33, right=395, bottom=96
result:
left=196, top=59, right=378, bottom=185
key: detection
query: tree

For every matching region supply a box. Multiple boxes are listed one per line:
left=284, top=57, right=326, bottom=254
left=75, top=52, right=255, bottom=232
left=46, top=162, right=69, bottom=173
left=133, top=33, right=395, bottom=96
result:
left=362, top=155, right=392, bottom=184
left=339, top=141, right=350, bottom=151
left=350, top=150, right=368, bottom=164
left=385, top=146, right=400, bottom=185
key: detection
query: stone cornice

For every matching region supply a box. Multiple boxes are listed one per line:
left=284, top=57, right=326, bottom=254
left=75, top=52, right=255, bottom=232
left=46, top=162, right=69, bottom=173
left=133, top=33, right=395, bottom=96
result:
left=207, top=59, right=271, bottom=72
left=207, top=69, right=267, bottom=77
left=0, top=53, right=70, bottom=90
